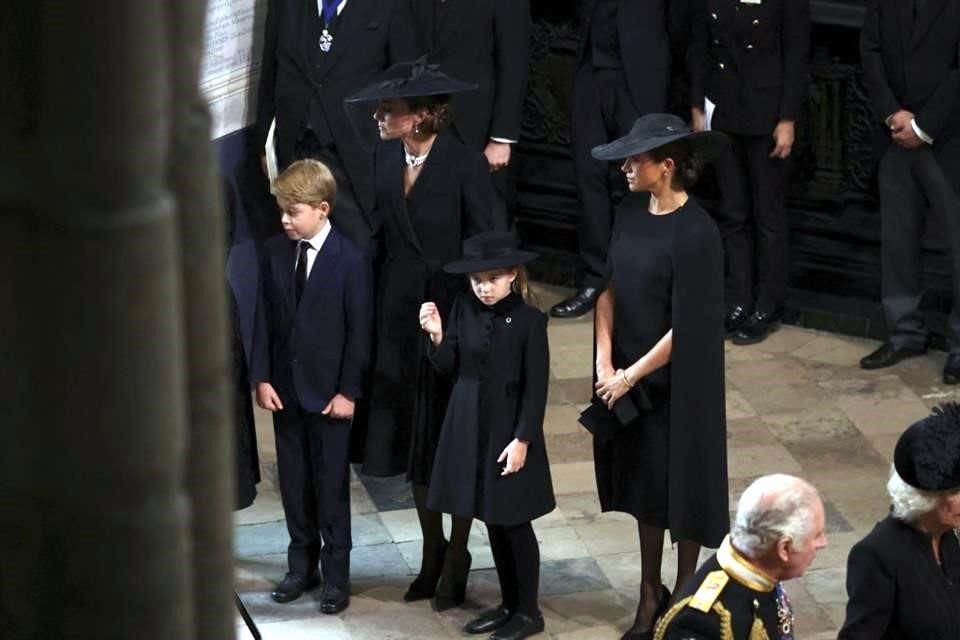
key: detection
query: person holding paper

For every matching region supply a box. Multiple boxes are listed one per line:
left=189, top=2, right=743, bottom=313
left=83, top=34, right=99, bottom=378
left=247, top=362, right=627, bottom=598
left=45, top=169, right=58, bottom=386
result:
left=688, top=0, right=810, bottom=344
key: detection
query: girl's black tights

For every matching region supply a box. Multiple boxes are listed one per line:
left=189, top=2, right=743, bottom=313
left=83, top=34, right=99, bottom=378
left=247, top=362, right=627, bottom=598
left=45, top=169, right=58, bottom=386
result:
left=486, top=521, right=540, bottom=616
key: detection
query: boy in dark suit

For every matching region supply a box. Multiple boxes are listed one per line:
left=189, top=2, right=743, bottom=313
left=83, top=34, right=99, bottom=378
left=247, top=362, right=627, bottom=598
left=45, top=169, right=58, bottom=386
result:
left=251, top=159, right=373, bottom=613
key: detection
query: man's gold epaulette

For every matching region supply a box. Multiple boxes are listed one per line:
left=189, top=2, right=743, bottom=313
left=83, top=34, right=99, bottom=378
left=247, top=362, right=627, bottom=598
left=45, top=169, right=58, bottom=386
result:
left=688, top=570, right=730, bottom=612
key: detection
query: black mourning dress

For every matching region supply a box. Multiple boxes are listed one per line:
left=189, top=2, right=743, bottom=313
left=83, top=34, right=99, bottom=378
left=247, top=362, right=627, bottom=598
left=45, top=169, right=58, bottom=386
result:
left=593, top=199, right=728, bottom=547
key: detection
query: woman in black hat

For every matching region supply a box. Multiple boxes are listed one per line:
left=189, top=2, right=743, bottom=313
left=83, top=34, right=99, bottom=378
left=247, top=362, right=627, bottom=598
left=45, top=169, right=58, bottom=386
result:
left=346, top=60, right=497, bottom=609
left=839, top=403, right=960, bottom=639
left=589, top=113, right=729, bottom=640
left=419, top=231, right=554, bottom=640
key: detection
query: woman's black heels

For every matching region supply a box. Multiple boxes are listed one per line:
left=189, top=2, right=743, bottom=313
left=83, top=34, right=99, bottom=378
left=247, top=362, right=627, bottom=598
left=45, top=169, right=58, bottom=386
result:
left=432, top=549, right=472, bottom=611
left=621, top=584, right=671, bottom=640
left=404, top=540, right=449, bottom=602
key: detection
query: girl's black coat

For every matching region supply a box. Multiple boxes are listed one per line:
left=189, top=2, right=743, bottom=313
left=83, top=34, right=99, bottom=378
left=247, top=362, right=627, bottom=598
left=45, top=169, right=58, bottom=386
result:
left=427, top=292, right=555, bottom=525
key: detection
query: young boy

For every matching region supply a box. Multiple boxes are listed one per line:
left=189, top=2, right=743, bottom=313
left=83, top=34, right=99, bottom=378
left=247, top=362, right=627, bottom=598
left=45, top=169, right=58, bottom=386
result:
left=251, top=159, right=372, bottom=613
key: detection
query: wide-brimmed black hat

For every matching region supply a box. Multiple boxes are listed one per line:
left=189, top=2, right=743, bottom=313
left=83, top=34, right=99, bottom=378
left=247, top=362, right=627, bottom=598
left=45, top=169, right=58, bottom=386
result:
left=894, top=402, right=960, bottom=492
left=591, top=113, right=729, bottom=162
left=444, top=231, right=538, bottom=274
left=344, top=57, right=478, bottom=103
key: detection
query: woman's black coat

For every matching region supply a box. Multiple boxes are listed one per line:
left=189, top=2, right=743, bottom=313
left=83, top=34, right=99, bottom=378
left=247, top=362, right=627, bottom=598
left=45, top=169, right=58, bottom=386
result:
left=839, top=515, right=960, bottom=639
left=357, top=130, right=495, bottom=478
left=427, top=292, right=555, bottom=526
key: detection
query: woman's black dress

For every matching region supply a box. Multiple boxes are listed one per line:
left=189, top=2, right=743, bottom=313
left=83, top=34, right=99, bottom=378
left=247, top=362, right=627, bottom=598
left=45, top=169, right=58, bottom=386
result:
left=358, top=131, right=494, bottom=482
left=593, top=199, right=728, bottom=547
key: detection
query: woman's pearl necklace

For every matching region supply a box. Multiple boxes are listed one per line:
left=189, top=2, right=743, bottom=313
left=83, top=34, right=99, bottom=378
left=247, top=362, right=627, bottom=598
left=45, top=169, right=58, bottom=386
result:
left=404, top=146, right=430, bottom=169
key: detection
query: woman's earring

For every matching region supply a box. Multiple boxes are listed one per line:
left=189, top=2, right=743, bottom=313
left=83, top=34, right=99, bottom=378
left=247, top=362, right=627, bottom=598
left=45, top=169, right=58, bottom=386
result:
left=414, top=123, right=421, bottom=134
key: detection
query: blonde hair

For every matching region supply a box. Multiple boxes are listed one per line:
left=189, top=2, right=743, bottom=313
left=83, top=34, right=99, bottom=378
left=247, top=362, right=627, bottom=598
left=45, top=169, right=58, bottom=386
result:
left=271, top=159, right=337, bottom=209
left=511, top=266, right=536, bottom=305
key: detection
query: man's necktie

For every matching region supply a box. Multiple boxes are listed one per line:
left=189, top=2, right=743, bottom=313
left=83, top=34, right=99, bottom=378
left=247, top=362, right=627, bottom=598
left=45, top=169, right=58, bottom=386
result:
left=295, top=240, right=309, bottom=304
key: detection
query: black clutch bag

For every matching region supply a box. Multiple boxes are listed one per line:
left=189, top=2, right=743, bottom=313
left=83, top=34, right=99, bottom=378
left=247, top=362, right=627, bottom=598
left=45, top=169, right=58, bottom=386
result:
left=578, top=384, right=652, bottom=441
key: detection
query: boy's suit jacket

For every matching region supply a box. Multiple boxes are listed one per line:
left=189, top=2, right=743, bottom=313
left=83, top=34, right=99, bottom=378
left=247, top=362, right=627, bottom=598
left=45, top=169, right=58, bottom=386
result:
left=251, top=227, right=373, bottom=413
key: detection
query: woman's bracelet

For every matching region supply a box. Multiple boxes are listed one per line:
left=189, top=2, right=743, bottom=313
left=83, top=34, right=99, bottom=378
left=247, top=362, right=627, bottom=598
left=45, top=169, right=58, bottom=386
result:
left=619, top=368, right=634, bottom=388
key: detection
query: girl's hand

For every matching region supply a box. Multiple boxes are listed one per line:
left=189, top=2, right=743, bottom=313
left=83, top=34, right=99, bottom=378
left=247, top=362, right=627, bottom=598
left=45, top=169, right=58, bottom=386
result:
left=419, top=302, right=443, bottom=344
left=497, top=438, right=528, bottom=475
left=595, top=369, right=633, bottom=409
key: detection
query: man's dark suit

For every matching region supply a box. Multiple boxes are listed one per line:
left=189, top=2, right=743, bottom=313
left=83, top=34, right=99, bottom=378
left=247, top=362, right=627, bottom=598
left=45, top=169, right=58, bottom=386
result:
left=404, top=0, right=530, bottom=228
left=860, top=0, right=960, bottom=352
left=405, top=0, right=530, bottom=151
left=572, top=0, right=673, bottom=291
left=251, top=227, right=373, bottom=585
left=689, top=0, right=809, bottom=315
left=256, top=0, right=413, bottom=248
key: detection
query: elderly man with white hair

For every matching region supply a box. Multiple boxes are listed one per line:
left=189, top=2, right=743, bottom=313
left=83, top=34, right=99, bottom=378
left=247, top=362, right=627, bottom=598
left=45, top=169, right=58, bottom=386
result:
left=839, top=402, right=960, bottom=639
left=654, top=474, right=827, bottom=640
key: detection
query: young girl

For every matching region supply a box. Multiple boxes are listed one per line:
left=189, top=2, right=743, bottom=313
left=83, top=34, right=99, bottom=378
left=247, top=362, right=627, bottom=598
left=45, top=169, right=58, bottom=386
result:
left=418, top=231, right=554, bottom=640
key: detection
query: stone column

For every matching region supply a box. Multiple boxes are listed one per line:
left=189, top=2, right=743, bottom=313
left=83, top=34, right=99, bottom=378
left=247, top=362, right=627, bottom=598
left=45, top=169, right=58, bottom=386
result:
left=0, top=2, right=194, bottom=638
left=166, top=1, right=236, bottom=638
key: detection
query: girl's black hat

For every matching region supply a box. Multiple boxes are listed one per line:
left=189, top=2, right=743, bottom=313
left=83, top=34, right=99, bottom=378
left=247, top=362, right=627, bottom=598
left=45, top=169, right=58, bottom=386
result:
left=591, top=113, right=729, bottom=162
left=894, top=402, right=960, bottom=491
left=444, top=231, right=539, bottom=274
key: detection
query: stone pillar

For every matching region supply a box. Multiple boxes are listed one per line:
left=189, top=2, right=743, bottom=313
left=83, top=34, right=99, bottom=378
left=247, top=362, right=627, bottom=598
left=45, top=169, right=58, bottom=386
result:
left=165, top=1, right=236, bottom=638
left=0, top=1, right=210, bottom=637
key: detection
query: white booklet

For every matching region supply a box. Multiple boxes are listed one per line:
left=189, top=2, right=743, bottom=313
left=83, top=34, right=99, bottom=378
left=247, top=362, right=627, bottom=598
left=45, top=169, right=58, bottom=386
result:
left=704, top=97, right=716, bottom=131
left=264, top=117, right=279, bottom=182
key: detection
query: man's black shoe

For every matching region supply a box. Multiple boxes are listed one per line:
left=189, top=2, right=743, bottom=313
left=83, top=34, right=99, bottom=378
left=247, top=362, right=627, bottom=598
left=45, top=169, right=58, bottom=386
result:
left=944, top=354, right=960, bottom=384
left=464, top=606, right=512, bottom=634
left=860, top=342, right=927, bottom=370
left=549, top=287, right=600, bottom=318
left=270, top=572, right=320, bottom=603
left=731, top=309, right=782, bottom=345
left=490, top=612, right=545, bottom=640
left=319, top=583, right=350, bottom=614
left=724, top=305, right=749, bottom=336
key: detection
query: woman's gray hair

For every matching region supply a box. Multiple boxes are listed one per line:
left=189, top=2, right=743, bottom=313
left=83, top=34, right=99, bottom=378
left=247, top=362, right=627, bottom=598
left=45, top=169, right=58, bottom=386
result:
left=730, top=474, right=821, bottom=558
left=887, top=466, right=939, bottom=522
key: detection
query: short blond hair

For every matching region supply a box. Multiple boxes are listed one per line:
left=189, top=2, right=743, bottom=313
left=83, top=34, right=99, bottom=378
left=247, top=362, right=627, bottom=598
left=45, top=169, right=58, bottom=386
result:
left=271, top=159, right=337, bottom=210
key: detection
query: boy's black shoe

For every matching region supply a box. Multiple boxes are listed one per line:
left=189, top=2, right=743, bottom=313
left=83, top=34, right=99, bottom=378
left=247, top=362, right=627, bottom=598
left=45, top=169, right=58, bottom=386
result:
left=731, top=309, right=783, bottom=345
left=860, top=342, right=927, bottom=370
left=464, top=606, right=511, bottom=634
left=320, top=583, right=350, bottom=614
left=270, top=572, right=320, bottom=603
left=490, top=612, right=545, bottom=640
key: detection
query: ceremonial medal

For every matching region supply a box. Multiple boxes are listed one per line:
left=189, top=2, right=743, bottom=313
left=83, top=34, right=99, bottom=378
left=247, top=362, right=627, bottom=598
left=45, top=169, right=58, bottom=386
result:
left=319, top=28, right=334, bottom=52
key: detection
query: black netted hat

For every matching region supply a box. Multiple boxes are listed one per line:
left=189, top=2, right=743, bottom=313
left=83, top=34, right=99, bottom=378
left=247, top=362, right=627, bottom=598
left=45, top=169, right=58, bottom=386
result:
left=893, top=402, right=960, bottom=491
left=344, top=57, right=477, bottom=103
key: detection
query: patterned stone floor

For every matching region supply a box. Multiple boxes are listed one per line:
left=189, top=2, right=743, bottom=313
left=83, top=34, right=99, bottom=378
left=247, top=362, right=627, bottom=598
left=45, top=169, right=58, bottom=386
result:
left=234, top=284, right=960, bottom=639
